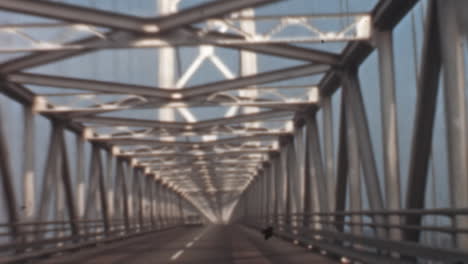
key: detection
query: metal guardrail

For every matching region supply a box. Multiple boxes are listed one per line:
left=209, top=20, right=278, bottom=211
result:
left=0, top=218, right=185, bottom=263
left=246, top=209, right=468, bottom=263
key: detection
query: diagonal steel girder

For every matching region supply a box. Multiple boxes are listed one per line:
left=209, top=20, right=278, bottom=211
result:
left=7, top=73, right=172, bottom=98
left=183, top=64, right=329, bottom=98
left=0, top=0, right=283, bottom=73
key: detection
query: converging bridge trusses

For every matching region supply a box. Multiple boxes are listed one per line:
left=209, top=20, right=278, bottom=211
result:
left=0, top=0, right=468, bottom=263
left=0, top=0, right=371, bottom=221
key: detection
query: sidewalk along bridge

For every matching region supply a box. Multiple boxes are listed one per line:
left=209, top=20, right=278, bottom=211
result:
left=0, top=0, right=467, bottom=263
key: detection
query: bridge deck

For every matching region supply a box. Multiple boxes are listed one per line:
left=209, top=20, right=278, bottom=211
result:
left=38, top=225, right=336, bottom=264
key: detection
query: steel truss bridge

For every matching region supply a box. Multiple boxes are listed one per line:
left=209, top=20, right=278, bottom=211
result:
left=0, top=0, right=467, bottom=263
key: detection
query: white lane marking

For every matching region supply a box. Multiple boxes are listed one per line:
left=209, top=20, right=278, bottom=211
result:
left=169, top=228, right=207, bottom=261
left=170, top=250, right=185, bottom=261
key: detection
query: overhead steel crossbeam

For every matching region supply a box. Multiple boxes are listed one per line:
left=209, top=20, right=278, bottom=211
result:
left=0, top=0, right=282, bottom=33
left=0, top=0, right=284, bottom=73
left=0, top=12, right=371, bottom=53
left=92, top=133, right=284, bottom=147
left=71, top=110, right=291, bottom=130
left=6, top=63, right=326, bottom=99
left=33, top=86, right=319, bottom=115
left=121, top=149, right=273, bottom=159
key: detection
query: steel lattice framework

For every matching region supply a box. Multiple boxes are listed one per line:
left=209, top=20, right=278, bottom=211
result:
left=0, top=0, right=468, bottom=263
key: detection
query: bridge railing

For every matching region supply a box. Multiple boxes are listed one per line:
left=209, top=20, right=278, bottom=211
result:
left=246, top=210, right=468, bottom=263
left=0, top=217, right=184, bottom=263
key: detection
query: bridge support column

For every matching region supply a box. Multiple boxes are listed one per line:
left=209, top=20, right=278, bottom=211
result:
left=286, top=138, right=300, bottom=230
left=22, top=105, right=35, bottom=223
left=343, top=90, right=362, bottom=237
left=269, top=152, right=279, bottom=227
left=334, top=93, right=348, bottom=233
left=438, top=0, right=468, bottom=249
left=343, top=69, right=387, bottom=238
left=148, top=175, right=156, bottom=228
left=263, top=162, right=271, bottom=226
left=293, top=122, right=307, bottom=228
left=36, top=125, right=61, bottom=240
left=76, top=134, right=86, bottom=220
left=0, top=106, right=21, bottom=242
left=105, top=151, right=115, bottom=229
left=261, top=168, right=268, bottom=226
left=377, top=29, right=402, bottom=241
left=117, top=160, right=130, bottom=233
left=275, top=151, right=285, bottom=229
left=279, top=136, right=292, bottom=229
left=322, top=97, right=336, bottom=212
left=134, top=168, right=144, bottom=231
left=305, top=115, right=329, bottom=231
left=404, top=0, right=441, bottom=243
left=58, top=128, right=80, bottom=239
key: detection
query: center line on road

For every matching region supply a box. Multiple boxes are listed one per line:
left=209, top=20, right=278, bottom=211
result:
left=186, top=241, right=194, bottom=248
left=170, top=250, right=184, bottom=261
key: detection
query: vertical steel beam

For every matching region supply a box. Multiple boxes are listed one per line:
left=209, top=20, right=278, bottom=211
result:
left=161, top=185, right=168, bottom=227
left=343, top=69, right=386, bottom=238
left=76, top=133, right=86, bottom=219
left=269, top=153, right=279, bottom=226
left=306, top=115, right=329, bottom=225
left=148, top=175, right=156, bottom=228
left=117, top=160, right=130, bottom=233
left=22, top=105, right=35, bottom=222
left=437, top=0, right=468, bottom=248
left=105, top=151, right=115, bottom=225
left=287, top=138, right=301, bottom=228
left=240, top=8, right=259, bottom=117
left=84, top=147, right=98, bottom=221
left=404, top=0, right=441, bottom=242
left=274, top=154, right=283, bottom=227
left=334, top=92, right=348, bottom=232
left=58, top=128, right=79, bottom=238
left=294, top=126, right=306, bottom=220
left=0, top=106, right=20, bottom=241
left=257, top=170, right=263, bottom=223
left=279, top=139, right=290, bottom=228
left=303, top=133, right=314, bottom=229
left=93, top=146, right=110, bottom=234
left=376, top=29, right=402, bottom=240
left=54, top=145, right=65, bottom=239
left=343, top=86, right=363, bottom=236
left=155, top=181, right=163, bottom=228
left=322, top=97, right=336, bottom=211
left=134, top=169, right=144, bottom=230
left=158, top=0, right=176, bottom=122
left=156, top=181, right=163, bottom=228
left=263, top=164, right=270, bottom=225
left=126, top=162, right=134, bottom=229
left=37, top=125, right=60, bottom=229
